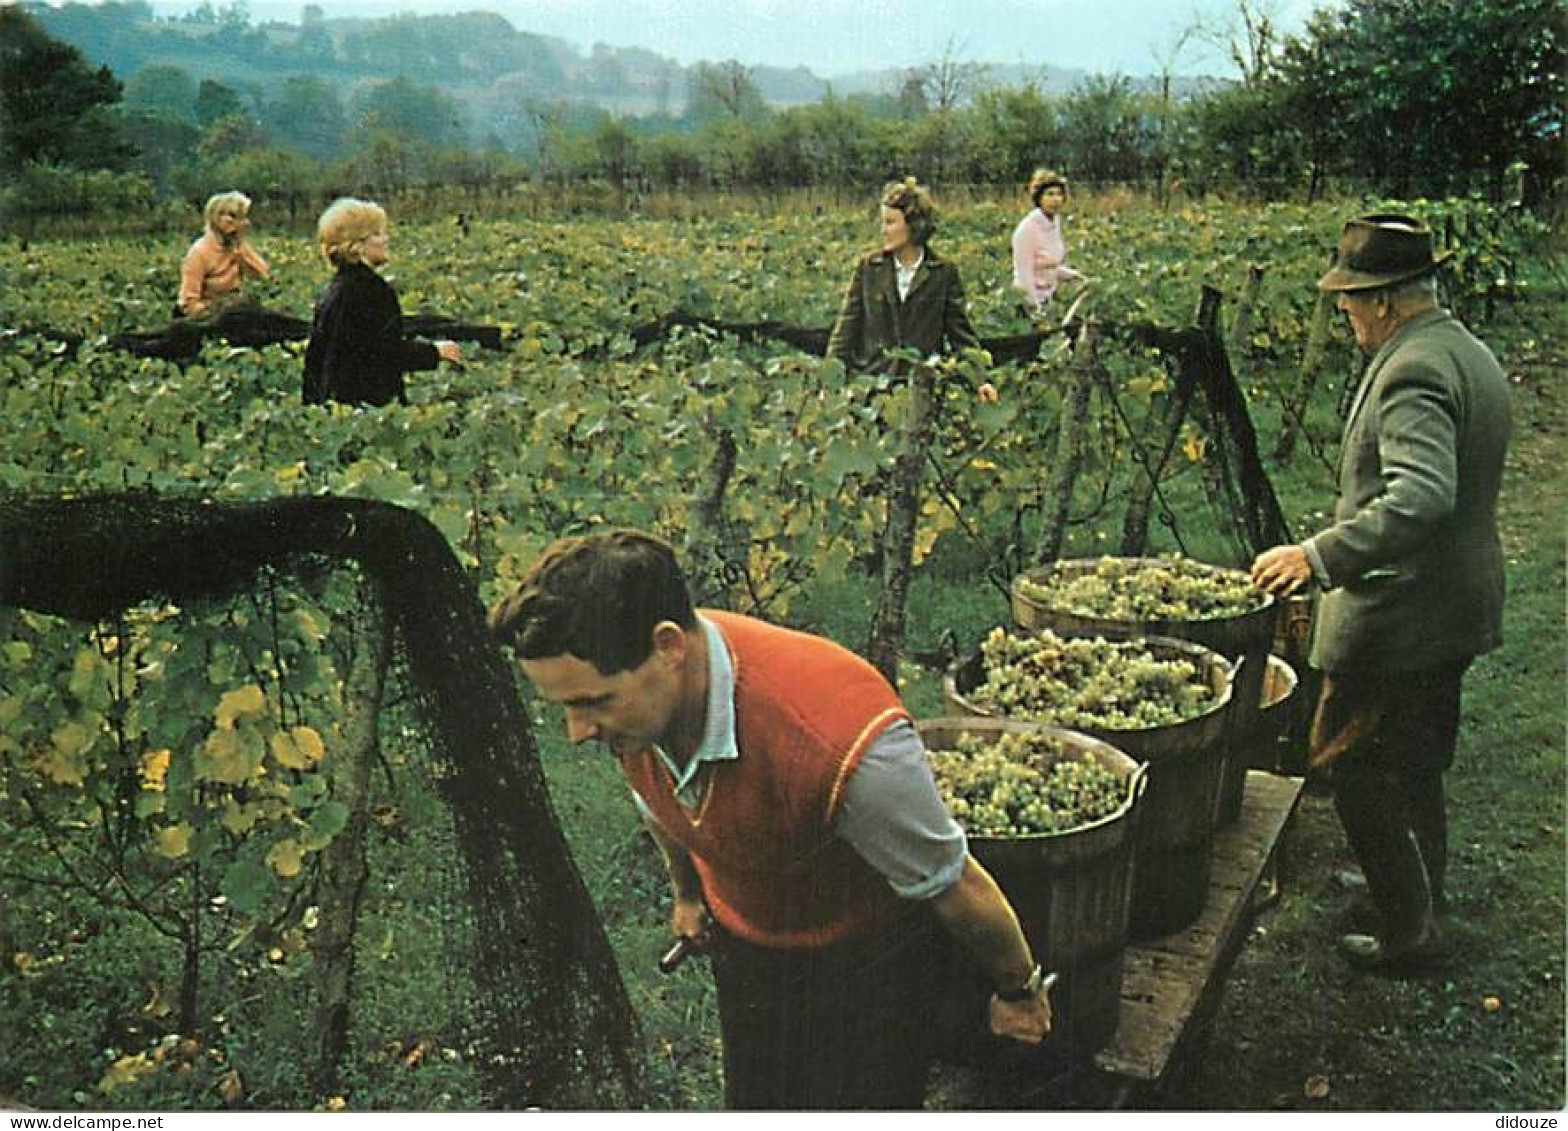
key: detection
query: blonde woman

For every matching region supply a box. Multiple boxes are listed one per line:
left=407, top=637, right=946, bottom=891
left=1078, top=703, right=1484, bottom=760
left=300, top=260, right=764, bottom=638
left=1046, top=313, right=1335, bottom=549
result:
left=178, top=191, right=269, bottom=318
left=302, top=198, right=460, bottom=406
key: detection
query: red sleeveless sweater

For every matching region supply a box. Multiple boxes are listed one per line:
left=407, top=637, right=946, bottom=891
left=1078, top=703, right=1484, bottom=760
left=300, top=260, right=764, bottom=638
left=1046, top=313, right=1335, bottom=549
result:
left=620, top=611, right=909, bottom=948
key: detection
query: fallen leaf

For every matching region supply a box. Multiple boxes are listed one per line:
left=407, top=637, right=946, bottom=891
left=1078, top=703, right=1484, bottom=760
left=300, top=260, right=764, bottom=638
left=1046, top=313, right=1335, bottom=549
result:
left=99, top=1053, right=156, bottom=1093
left=1304, top=1075, right=1331, bottom=1100
left=1482, top=995, right=1503, bottom=1013
left=141, top=981, right=173, bottom=1019
left=324, top=1096, right=347, bottom=1111
left=216, top=1068, right=245, bottom=1107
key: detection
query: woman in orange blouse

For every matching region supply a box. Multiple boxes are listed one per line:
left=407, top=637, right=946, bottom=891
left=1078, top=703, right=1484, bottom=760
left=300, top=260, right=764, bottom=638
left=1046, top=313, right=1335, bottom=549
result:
left=177, top=191, right=269, bottom=318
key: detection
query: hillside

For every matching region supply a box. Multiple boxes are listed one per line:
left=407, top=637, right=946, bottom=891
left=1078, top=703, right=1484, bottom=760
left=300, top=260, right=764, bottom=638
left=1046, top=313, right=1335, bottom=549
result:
left=20, top=1, right=1214, bottom=150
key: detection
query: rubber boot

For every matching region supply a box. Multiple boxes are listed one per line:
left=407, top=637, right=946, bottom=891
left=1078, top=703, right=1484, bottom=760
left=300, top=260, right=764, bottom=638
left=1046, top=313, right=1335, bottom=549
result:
left=1332, top=771, right=1440, bottom=959
left=1405, top=769, right=1448, bottom=915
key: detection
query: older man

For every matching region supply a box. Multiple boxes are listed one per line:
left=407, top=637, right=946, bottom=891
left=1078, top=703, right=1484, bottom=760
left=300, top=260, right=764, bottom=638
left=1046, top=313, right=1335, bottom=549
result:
left=488, top=530, right=1053, bottom=1108
left=1252, top=214, right=1510, bottom=972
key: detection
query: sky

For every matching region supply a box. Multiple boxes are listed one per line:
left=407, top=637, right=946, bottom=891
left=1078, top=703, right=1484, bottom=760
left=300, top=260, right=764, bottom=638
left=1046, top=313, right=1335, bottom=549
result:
left=150, top=0, right=1333, bottom=78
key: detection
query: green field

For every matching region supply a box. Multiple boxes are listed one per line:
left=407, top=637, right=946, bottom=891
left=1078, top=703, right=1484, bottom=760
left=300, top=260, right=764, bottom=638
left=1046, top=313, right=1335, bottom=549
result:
left=0, top=191, right=1561, bottom=1111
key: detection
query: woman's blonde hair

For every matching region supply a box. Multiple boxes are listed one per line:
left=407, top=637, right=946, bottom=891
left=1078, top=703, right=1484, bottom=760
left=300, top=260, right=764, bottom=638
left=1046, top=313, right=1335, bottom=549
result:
left=880, top=176, right=937, bottom=246
left=316, top=197, right=388, bottom=267
left=203, top=191, right=252, bottom=232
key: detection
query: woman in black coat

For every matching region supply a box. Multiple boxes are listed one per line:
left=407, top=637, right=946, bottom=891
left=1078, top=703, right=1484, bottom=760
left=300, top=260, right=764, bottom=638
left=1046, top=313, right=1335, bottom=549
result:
left=303, top=197, right=460, bottom=406
left=826, top=177, right=982, bottom=371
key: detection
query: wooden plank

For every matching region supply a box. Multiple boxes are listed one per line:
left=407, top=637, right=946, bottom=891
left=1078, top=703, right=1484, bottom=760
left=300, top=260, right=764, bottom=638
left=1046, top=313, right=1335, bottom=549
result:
left=1093, top=771, right=1304, bottom=1082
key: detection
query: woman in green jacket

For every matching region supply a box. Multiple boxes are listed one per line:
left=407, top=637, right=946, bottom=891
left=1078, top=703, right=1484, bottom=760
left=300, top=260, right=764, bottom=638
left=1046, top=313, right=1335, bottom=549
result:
left=827, top=177, right=983, bottom=372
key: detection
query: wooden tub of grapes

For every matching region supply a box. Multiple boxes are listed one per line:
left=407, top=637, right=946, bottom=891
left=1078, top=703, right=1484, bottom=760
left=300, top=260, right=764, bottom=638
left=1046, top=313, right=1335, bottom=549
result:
left=1253, top=653, right=1301, bottom=769
left=919, top=717, right=1146, bottom=1068
left=1011, top=556, right=1275, bottom=827
left=945, top=625, right=1234, bottom=940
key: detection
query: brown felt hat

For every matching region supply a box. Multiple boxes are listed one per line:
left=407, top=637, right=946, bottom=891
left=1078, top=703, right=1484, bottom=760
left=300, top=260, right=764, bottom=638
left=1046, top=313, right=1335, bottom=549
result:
left=1316, top=213, right=1455, bottom=292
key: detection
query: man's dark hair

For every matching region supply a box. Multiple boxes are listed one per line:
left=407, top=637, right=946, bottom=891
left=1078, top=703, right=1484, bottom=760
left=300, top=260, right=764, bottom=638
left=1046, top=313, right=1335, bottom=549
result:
left=486, top=529, right=697, bottom=674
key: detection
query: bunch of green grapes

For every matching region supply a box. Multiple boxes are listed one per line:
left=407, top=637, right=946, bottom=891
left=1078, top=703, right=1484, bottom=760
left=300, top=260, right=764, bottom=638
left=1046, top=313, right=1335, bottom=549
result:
left=969, top=626, right=1221, bottom=729
left=928, top=730, right=1129, bottom=837
left=1016, top=555, right=1266, bottom=621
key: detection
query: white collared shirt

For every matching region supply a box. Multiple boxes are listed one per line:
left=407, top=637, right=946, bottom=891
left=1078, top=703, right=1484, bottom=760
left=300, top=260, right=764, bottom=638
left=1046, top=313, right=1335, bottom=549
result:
left=894, top=249, right=925, bottom=302
left=653, top=615, right=738, bottom=809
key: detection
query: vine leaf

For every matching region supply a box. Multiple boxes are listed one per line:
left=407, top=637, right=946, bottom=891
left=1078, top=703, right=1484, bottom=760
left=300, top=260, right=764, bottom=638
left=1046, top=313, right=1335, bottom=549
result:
left=271, top=725, right=325, bottom=770
left=214, top=684, right=266, bottom=729
left=266, top=838, right=305, bottom=878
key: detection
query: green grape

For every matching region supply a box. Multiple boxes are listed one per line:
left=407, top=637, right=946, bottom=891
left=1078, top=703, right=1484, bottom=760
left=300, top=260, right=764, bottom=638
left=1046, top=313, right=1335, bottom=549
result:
left=1017, top=555, right=1267, bottom=622
left=928, top=729, right=1131, bottom=837
left=969, top=627, right=1221, bottom=729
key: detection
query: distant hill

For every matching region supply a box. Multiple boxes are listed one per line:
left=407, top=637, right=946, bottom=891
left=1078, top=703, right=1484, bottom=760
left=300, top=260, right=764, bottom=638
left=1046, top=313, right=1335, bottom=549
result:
left=22, top=1, right=1222, bottom=150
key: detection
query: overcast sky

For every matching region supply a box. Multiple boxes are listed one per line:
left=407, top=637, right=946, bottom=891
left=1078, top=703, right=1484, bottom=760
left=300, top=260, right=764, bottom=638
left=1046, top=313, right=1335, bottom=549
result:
left=152, top=0, right=1333, bottom=77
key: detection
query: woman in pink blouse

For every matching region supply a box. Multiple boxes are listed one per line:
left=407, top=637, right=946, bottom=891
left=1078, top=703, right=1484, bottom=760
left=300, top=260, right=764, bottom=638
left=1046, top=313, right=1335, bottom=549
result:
left=1010, top=168, right=1084, bottom=317
left=177, top=191, right=270, bottom=318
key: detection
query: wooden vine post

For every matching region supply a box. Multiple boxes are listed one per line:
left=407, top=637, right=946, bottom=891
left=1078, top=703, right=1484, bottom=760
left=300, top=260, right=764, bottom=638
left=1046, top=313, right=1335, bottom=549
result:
left=311, top=573, right=393, bottom=1094
left=867, top=362, right=939, bottom=687
left=1034, top=321, right=1100, bottom=565
left=1274, top=289, right=1336, bottom=463
left=1118, top=339, right=1198, bottom=557
left=682, top=423, right=740, bottom=610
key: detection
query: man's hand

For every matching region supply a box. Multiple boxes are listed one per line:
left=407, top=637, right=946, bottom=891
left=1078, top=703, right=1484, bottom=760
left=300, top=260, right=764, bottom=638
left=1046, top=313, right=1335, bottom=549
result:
left=670, top=894, right=712, bottom=951
left=988, top=986, right=1053, bottom=1044
left=1251, top=544, right=1312, bottom=596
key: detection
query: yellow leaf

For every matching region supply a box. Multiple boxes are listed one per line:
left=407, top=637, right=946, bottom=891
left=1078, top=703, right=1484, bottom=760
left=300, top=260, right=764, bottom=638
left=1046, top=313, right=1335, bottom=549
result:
left=1482, top=995, right=1503, bottom=1013
left=294, top=609, right=326, bottom=642
left=271, top=725, right=325, bottom=770
left=266, top=838, right=304, bottom=878
left=324, top=1096, right=347, bottom=1111
left=214, top=685, right=266, bottom=729
left=200, top=727, right=259, bottom=785
left=141, top=981, right=174, bottom=1019
left=99, top=1052, right=156, bottom=1093
left=1182, top=432, right=1209, bottom=463
left=154, top=824, right=194, bottom=859
left=140, top=748, right=171, bottom=792
left=216, top=1067, right=245, bottom=1106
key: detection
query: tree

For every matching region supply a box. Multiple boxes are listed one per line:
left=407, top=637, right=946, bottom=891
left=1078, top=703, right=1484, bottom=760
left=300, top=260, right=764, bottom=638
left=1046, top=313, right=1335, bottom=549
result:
left=353, top=76, right=468, bottom=149
left=212, top=146, right=322, bottom=224
left=1059, top=76, right=1160, bottom=187
left=119, top=107, right=202, bottom=193
left=123, top=65, right=198, bottom=120
left=1187, top=0, right=1565, bottom=201
left=195, top=79, right=245, bottom=129
left=197, top=111, right=269, bottom=168
left=903, top=38, right=989, bottom=116
left=265, top=75, right=346, bottom=159
left=0, top=6, right=134, bottom=175
left=687, top=60, right=768, bottom=122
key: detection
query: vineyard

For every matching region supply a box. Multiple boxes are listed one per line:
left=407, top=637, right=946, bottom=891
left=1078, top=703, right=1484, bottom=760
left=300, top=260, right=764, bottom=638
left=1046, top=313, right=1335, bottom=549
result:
left=0, top=190, right=1561, bottom=1111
